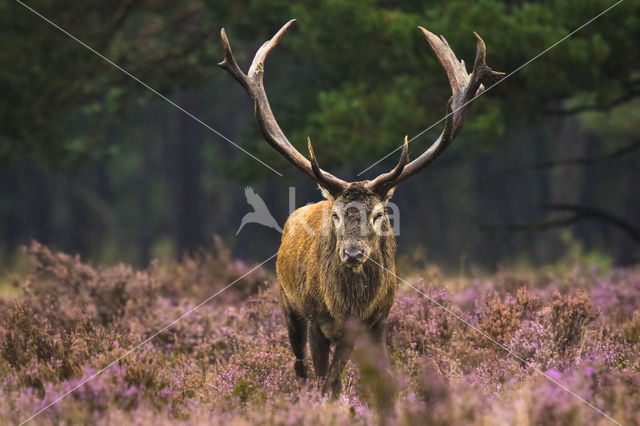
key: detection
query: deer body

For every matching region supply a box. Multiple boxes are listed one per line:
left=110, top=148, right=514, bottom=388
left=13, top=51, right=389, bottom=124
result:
left=277, top=199, right=396, bottom=331
left=219, top=19, right=502, bottom=398
left=277, top=190, right=397, bottom=395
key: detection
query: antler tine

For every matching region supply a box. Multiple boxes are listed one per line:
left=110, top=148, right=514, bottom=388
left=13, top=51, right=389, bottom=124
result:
left=218, top=20, right=348, bottom=196
left=218, top=28, right=248, bottom=88
left=370, top=28, right=503, bottom=195
left=367, top=136, right=409, bottom=195
left=307, top=137, right=336, bottom=185
left=248, top=19, right=296, bottom=76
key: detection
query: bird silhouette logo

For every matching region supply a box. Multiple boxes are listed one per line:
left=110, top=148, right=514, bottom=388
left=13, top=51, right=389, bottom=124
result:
left=236, top=186, right=283, bottom=235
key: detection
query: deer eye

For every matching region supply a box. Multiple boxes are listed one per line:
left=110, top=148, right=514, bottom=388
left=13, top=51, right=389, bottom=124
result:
left=332, top=212, right=339, bottom=220
left=374, top=212, right=384, bottom=221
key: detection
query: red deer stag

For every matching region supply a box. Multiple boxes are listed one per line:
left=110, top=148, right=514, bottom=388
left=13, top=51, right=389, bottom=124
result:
left=219, top=20, right=503, bottom=398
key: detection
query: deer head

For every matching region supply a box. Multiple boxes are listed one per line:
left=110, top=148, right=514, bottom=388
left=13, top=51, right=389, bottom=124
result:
left=219, top=20, right=503, bottom=266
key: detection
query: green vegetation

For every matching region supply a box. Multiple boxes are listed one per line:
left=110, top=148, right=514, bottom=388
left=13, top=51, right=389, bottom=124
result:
left=1, top=0, right=638, bottom=267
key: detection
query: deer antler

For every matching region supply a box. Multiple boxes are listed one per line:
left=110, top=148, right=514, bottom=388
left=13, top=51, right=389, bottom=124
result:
left=369, top=28, right=504, bottom=196
left=219, top=20, right=348, bottom=196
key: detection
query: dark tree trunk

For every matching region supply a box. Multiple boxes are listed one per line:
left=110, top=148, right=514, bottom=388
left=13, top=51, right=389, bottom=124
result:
left=170, top=91, right=206, bottom=258
left=0, top=164, right=24, bottom=258
left=136, top=105, right=158, bottom=267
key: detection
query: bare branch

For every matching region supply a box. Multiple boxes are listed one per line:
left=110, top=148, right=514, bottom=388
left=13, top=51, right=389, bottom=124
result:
left=543, top=204, right=640, bottom=244
left=475, top=140, right=640, bottom=188
left=545, top=89, right=640, bottom=115
left=482, top=204, right=640, bottom=245
left=481, top=215, right=585, bottom=232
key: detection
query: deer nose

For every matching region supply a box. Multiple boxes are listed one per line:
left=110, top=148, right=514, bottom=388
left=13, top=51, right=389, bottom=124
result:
left=343, top=248, right=364, bottom=264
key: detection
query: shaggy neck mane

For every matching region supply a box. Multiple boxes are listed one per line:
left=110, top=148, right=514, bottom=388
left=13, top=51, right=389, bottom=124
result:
left=318, top=221, right=396, bottom=316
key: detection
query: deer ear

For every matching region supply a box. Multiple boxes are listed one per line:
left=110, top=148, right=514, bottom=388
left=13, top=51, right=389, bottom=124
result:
left=382, top=187, right=396, bottom=203
left=318, top=185, right=334, bottom=201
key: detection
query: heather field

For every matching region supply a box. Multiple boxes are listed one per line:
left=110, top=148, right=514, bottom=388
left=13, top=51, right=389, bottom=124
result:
left=1, top=242, right=639, bottom=425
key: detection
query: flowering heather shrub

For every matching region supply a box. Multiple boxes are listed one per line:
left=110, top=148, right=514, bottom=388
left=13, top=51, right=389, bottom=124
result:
left=623, top=311, right=640, bottom=344
left=477, top=287, right=541, bottom=343
left=0, top=242, right=639, bottom=424
left=550, top=290, right=598, bottom=356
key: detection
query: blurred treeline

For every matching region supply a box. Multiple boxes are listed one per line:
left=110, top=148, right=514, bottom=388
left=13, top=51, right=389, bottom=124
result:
left=0, top=0, right=639, bottom=270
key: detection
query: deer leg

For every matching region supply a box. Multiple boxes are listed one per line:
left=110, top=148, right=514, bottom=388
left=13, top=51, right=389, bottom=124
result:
left=281, top=290, right=308, bottom=378
left=322, top=334, right=354, bottom=399
left=369, top=320, right=388, bottom=359
left=367, top=320, right=395, bottom=417
left=309, top=321, right=330, bottom=377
